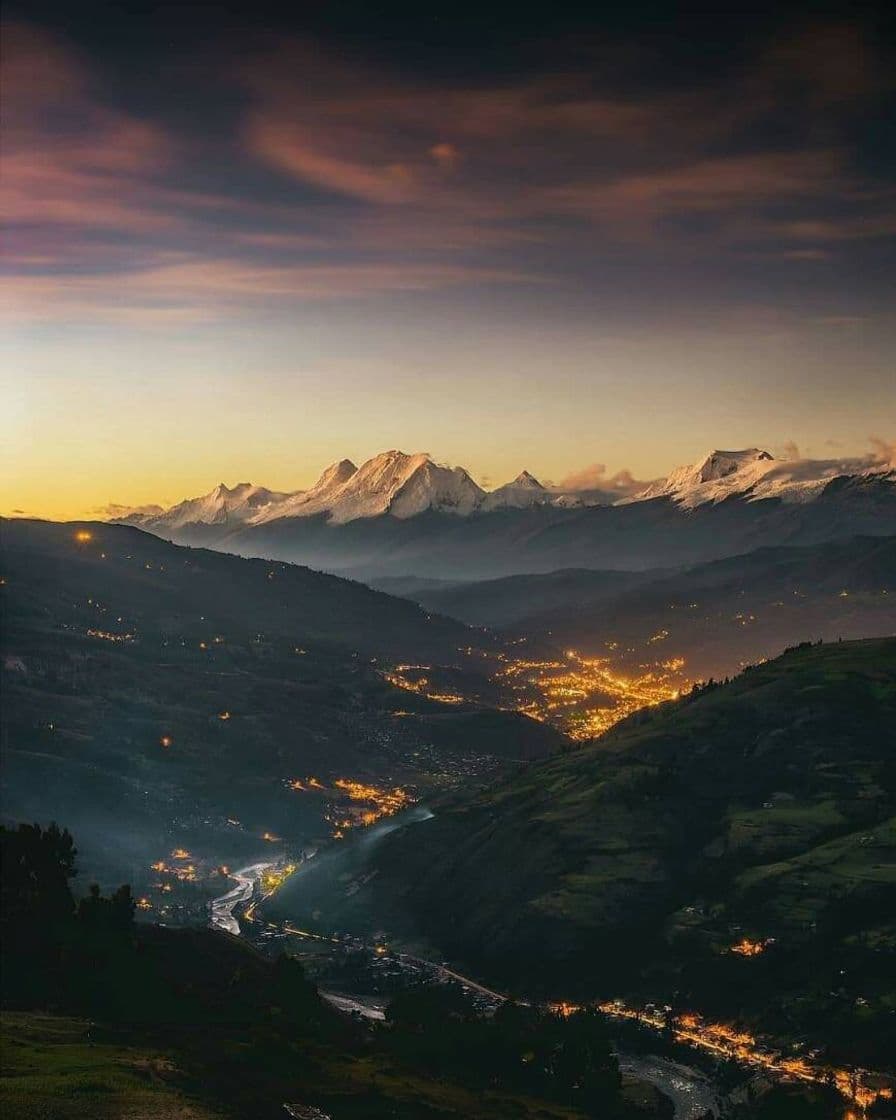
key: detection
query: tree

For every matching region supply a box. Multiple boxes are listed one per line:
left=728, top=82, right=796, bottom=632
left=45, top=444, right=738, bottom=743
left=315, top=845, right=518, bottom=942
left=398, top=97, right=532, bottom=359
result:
left=0, top=823, right=78, bottom=1001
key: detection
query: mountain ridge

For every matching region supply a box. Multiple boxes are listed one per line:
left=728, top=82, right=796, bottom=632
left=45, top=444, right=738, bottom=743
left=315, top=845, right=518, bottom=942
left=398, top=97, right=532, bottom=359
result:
left=112, top=445, right=896, bottom=533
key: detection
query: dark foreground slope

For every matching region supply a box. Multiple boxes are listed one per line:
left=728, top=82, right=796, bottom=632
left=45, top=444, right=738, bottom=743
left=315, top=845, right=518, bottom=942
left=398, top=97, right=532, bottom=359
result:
left=0, top=519, right=560, bottom=888
left=371, top=639, right=896, bottom=1064
left=0, top=825, right=661, bottom=1120
left=397, top=536, right=896, bottom=678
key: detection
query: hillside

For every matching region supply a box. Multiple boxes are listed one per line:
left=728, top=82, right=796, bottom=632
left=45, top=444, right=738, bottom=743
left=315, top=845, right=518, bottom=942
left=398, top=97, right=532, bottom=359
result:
left=1, top=517, right=492, bottom=661
left=395, top=536, right=896, bottom=677
left=0, top=519, right=561, bottom=891
left=366, top=640, right=896, bottom=1065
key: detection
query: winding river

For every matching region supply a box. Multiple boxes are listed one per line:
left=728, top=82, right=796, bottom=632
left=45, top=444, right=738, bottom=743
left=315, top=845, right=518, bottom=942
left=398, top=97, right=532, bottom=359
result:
left=208, top=861, right=274, bottom=935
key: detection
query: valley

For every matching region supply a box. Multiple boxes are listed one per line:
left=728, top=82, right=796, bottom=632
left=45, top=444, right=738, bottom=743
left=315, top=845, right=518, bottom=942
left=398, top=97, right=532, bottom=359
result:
left=241, top=641, right=896, bottom=1081
left=386, top=648, right=690, bottom=740
left=3, top=511, right=895, bottom=1119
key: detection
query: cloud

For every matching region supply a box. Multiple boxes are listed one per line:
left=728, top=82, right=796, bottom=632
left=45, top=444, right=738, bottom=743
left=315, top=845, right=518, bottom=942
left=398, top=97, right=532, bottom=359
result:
left=762, top=437, right=896, bottom=479
left=868, top=436, right=896, bottom=469
left=98, top=502, right=165, bottom=519
left=778, top=249, right=831, bottom=261
left=1, top=255, right=544, bottom=324
left=1, top=22, right=174, bottom=234
left=245, top=115, right=417, bottom=204
left=774, top=215, right=896, bottom=243
left=3, top=16, right=895, bottom=327
left=555, top=463, right=650, bottom=496
left=235, top=25, right=893, bottom=249
left=543, top=151, right=845, bottom=236
left=430, top=143, right=461, bottom=171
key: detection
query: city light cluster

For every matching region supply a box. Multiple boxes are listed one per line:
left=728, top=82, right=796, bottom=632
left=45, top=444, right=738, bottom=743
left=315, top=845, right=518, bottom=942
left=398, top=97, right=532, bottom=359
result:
left=382, top=666, right=465, bottom=704
left=286, top=773, right=414, bottom=837
left=729, top=936, right=773, bottom=956
left=495, top=650, right=689, bottom=740
left=589, top=1000, right=893, bottom=1114
left=86, top=628, right=135, bottom=643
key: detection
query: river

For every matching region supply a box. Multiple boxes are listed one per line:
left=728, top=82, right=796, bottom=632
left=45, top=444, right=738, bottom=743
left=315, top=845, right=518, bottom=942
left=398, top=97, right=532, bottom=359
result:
left=208, top=861, right=274, bottom=935
left=617, top=1053, right=722, bottom=1119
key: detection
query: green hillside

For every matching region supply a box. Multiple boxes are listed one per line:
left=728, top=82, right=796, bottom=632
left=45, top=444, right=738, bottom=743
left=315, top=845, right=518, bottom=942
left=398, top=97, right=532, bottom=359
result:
left=371, top=639, right=896, bottom=1065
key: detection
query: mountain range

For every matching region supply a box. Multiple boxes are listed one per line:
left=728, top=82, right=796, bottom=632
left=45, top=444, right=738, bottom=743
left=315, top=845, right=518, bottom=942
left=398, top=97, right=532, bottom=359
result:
left=106, top=447, right=896, bottom=581
left=117, top=446, right=896, bottom=531
left=98, top=450, right=896, bottom=586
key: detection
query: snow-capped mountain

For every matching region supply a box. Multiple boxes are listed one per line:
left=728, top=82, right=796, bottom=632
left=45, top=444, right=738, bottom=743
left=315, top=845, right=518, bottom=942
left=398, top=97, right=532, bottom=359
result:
left=114, top=445, right=896, bottom=538
left=255, top=458, right=358, bottom=522
left=632, top=448, right=895, bottom=509
left=125, top=482, right=291, bottom=531
left=109, top=444, right=896, bottom=581
left=120, top=451, right=488, bottom=532
left=480, top=470, right=553, bottom=511
left=304, top=450, right=484, bottom=524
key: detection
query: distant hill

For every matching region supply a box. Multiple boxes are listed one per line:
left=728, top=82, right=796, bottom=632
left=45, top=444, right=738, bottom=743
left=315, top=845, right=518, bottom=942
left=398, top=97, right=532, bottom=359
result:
left=394, top=536, right=896, bottom=677
left=1, top=517, right=492, bottom=661
left=0, top=519, right=561, bottom=888
left=380, top=567, right=659, bottom=627
left=365, top=639, right=896, bottom=1066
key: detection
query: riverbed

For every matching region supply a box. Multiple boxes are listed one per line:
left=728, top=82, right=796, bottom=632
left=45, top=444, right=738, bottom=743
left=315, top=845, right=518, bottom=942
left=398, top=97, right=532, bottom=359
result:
left=208, top=860, right=274, bottom=935
left=618, top=1053, right=722, bottom=1119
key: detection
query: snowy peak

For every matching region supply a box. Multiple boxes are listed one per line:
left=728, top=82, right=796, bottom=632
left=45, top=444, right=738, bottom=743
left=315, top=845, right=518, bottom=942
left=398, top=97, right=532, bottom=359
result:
left=245, top=450, right=484, bottom=526
left=389, top=457, right=484, bottom=521
left=695, top=449, right=773, bottom=484
left=642, top=449, right=776, bottom=501
left=314, top=459, right=358, bottom=491
left=512, top=470, right=545, bottom=489
left=480, top=468, right=551, bottom=511
left=332, top=451, right=484, bottom=523
left=111, top=443, right=895, bottom=531
left=139, top=481, right=289, bottom=530
left=631, top=447, right=874, bottom=508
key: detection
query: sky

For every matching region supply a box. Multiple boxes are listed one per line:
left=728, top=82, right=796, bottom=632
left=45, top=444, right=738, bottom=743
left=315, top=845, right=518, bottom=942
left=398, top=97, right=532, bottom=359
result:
left=2, top=0, right=895, bottom=519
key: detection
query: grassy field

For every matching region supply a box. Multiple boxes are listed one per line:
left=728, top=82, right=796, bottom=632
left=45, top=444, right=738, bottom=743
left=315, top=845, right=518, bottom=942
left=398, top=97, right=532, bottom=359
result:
left=2, top=1012, right=647, bottom=1120
left=1, top=1013, right=222, bottom=1120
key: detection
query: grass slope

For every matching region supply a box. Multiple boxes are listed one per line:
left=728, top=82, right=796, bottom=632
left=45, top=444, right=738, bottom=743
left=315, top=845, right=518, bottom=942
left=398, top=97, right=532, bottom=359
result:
left=1, top=1013, right=223, bottom=1120
left=370, top=639, right=896, bottom=1063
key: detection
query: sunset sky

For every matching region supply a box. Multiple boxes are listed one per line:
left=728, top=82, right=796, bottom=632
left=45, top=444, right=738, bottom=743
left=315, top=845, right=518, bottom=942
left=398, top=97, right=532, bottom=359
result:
left=2, top=1, right=895, bottom=519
